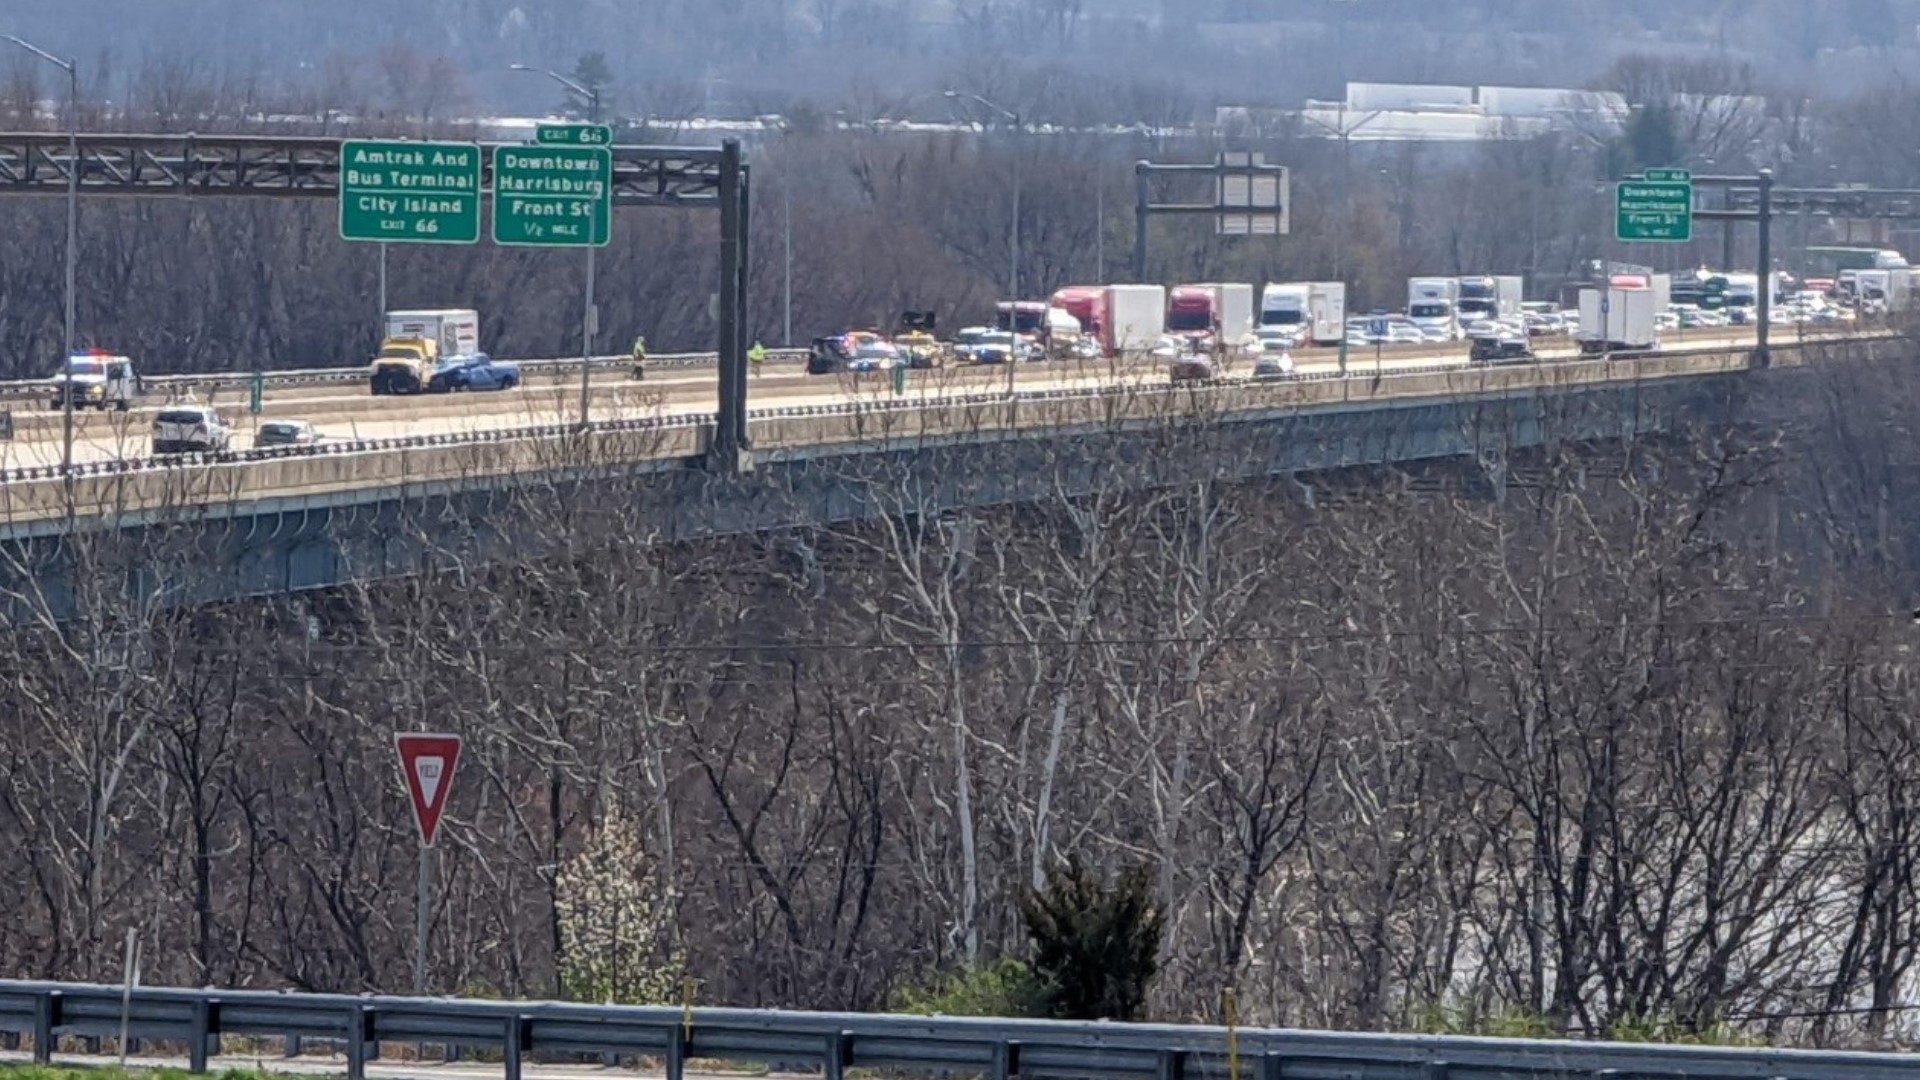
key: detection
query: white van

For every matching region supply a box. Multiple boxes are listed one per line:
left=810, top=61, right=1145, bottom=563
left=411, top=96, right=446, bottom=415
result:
left=151, top=407, right=233, bottom=454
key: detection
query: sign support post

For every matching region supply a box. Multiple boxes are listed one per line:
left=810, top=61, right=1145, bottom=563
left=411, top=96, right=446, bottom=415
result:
left=582, top=243, right=597, bottom=426
left=339, top=140, right=482, bottom=358
left=1131, top=154, right=1289, bottom=281
left=395, top=732, right=463, bottom=997
left=414, top=848, right=433, bottom=995
left=494, top=127, right=613, bottom=426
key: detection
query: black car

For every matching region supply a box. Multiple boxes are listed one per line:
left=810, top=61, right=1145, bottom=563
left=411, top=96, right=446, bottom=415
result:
left=1469, top=334, right=1534, bottom=364
left=1169, top=354, right=1216, bottom=383
left=807, top=336, right=853, bottom=374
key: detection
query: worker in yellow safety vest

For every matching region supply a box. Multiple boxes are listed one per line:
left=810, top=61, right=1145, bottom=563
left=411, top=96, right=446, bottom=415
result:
left=748, top=341, right=768, bottom=373
left=630, top=336, right=647, bottom=380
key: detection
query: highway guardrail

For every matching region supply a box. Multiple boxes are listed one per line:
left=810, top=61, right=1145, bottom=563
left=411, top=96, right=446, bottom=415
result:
left=0, top=980, right=1915, bottom=1080
left=0, top=349, right=810, bottom=399
left=0, top=359, right=1502, bottom=484
left=0, top=321, right=1848, bottom=400
left=0, top=340, right=1799, bottom=487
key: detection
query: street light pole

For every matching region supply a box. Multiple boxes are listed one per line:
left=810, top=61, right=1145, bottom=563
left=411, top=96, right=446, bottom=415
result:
left=783, top=182, right=793, bottom=347
left=1095, top=173, right=1104, bottom=283
left=510, top=64, right=605, bottom=426
left=1300, top=102, right=1381, bottom=377
left=1011, top=112, right=1021, bottom=300
left=8, top=35, right=79, bottom=478
left=946, top=91, right=1023, bottom=299
left=581, top=85, right=601, bottom=427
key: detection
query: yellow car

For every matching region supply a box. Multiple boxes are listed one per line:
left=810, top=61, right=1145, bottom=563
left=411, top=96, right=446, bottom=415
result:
left=892, top=330, right=945, bottom=369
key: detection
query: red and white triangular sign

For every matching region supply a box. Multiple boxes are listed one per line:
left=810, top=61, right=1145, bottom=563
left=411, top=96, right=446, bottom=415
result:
left=394, top=732, right=463, bottom=847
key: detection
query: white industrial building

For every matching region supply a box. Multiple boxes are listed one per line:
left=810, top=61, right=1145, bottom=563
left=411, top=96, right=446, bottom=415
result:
left=1216, top=81, right=1760, bottom=144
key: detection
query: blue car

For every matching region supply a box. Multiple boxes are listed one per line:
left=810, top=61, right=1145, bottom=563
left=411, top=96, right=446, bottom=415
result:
left=428, top=353, right=521, bottom=392
left=846, top=342, right=902, bottom=373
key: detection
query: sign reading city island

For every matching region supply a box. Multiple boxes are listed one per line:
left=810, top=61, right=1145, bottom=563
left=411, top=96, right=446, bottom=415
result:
left=1615, top=169, right=1694, bottom=243
left=339, top=140, right=482, bottom=244
left=491, top=143, right=613, bottom=248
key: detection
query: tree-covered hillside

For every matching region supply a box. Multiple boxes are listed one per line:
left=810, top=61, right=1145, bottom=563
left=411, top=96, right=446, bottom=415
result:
left=7, top=0, right=1917, bottom=121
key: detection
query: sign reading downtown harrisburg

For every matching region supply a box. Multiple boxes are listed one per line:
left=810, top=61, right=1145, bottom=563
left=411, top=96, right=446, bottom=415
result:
left=491, top=144, right=613, bottom=247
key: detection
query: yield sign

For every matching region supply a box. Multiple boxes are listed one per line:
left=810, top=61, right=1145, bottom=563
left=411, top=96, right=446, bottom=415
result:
left=394, top=732, right=463, bottom=847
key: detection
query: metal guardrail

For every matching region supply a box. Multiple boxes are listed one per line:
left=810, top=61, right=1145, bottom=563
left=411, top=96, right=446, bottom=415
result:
left=0, top=319, right=1883, bottom=401
left=0, top=321, right=1856, bottom=400
left=0, top=341, right=1779, bottom=486
left=0, top=980, right=1915, bottom=1080
left=0, top=359, right=1499, bottom=483
left=0, top=350, right=809, bottom=399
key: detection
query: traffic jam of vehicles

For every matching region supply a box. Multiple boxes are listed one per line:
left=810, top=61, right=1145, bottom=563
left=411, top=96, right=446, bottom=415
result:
left=800, top=251, right=1906, bottom=385
left=29, top=249, right=1905, bottom=462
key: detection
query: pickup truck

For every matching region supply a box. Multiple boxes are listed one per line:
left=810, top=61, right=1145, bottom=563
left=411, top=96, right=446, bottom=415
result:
left=427, top=354, right=521, bottom=392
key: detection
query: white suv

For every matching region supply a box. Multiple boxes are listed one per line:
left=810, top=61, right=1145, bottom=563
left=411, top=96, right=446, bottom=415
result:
left=151, top=407, right=233, bottom=454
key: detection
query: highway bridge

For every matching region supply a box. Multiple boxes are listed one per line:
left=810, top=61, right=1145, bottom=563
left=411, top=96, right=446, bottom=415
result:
left=0, top=325, right=1892, bottom=620
left=0, top=327, right=1786, bottom=476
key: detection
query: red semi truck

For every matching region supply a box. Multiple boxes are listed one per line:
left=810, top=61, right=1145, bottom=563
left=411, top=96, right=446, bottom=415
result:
left=1046, top=285, right=1168, bottom=356
left=1166, top=283, right=1255, bottom=345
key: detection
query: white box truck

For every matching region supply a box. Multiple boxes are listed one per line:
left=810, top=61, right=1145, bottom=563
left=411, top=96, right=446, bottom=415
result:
left=1407, top=277, right=1461, bottom=339
left=372, top=308, right=481, bottom=394
left=1650, top=273, right=1672, bottom=313
left=1456, top=275, right=1524, bottom=322
left=1306, top=282, right=1346, bottom=345
left=386, top=309, right=479, bottom=357
left=1105, top=284, right=1167, bottom=355
left=1576, top=288, right=1659, bottom=355
left=1260, top=282, right=1346, bottom=345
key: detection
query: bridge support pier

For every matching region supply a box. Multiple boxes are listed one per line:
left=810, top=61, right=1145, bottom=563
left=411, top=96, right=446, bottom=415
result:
left=709, top=139, right=755, bottom=475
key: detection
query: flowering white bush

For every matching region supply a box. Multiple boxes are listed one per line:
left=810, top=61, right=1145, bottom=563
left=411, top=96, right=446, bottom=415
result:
left=554, top=809, right=683, bottom=1004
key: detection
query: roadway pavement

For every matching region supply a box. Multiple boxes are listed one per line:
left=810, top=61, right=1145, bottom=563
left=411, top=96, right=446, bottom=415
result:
left=0, top=354, right=1453, bottom=468
left=0, top=329, right=1778, bottom=471
left=0, top=324, right=1773, bottom=430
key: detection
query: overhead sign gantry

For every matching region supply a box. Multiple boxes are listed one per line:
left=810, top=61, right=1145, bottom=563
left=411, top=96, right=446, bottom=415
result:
left=0, top=130, right=753, bottom=472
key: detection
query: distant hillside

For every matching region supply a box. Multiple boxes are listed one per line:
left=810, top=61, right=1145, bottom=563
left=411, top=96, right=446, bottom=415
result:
left=7, top=0, right=1916, bottom=117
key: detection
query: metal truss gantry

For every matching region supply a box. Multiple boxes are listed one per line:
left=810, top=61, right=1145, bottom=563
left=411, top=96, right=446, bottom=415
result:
left=0, top=131, right=752, bottom=470
left=1716, top=185, right=1920, bottom=221
left=0, top=131, right=725, bottom=205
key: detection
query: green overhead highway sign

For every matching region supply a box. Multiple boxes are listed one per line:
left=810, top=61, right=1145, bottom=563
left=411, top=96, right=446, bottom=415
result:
left=338, top=140, right=482, bottom=244
left=491, top=144, right=613, bottom=247
left=1616, top=177, right=1693, bottom=243
left=535, top=123, right=613, bottom=147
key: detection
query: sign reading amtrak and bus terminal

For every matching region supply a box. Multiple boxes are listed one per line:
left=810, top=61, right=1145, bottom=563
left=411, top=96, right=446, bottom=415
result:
left=339, top=140, right=483, bottom=244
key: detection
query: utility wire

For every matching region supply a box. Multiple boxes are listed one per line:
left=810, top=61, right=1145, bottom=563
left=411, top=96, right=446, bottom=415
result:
left=25, top=607, right=1915, bottom=657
